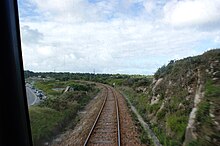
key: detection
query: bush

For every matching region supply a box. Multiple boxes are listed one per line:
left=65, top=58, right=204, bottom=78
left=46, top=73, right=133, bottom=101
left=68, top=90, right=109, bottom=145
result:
left=30, top=80, right=98, bottom=145
left=29, top=106, right=63, bottom=145
left=148, top=102, right=161, bottom=113
left=166, top=114, right=188, bottom=142
left=156, top=109, right=166, bottom=120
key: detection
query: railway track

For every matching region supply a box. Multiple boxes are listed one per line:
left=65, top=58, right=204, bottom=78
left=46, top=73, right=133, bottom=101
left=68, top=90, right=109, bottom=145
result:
left=51, top=83, right=145, bottom=146
left=84, top=86, right=121, bottom=146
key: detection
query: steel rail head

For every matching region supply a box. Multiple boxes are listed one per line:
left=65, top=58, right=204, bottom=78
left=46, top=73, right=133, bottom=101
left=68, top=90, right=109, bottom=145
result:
left=83, top=85, right=121, bottom=146
left=83, top=86, right=108, bottom=146
left=112, top=89, right=121, bottom=146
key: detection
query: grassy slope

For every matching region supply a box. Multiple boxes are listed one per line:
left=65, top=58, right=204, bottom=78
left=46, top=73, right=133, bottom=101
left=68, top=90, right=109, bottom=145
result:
left=29, top=80, right=98, bottom=145
left=29, top=106, right=63, bottom=142
left=189, top=79, right=220, bottom=146
left=118, top=49, right=220, bottom=146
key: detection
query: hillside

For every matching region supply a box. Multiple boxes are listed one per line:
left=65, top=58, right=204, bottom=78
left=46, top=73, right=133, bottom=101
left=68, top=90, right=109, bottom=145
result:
left=24, top=49, right=220, bottom=145
left=26, top=80, right=99, bottom=145
left=120, top=49, right=220, bottom=146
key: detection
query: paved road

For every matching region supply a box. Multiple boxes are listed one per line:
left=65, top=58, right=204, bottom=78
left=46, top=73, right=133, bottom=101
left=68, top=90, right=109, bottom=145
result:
left=26, top=86, right=40, bottom=106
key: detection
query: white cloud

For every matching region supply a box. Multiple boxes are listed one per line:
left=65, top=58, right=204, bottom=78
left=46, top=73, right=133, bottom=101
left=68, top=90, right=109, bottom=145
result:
left=18, top=0, right=220, bottom=74
left=20, top=25, right=43, bottom=45
left=163, top=0, right=220, bottom=28
left=29, top=0, right=118, bottom=23
left=37, top=46, right=53, bottom=56
left=143, top=0, right=156, bottom=13
left=214, top=35, right=220, bottom=43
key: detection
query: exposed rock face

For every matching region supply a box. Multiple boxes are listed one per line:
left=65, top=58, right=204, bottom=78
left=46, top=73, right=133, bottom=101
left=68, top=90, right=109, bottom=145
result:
left=187, top=86, right=194, bottom=94
left=140, top=49, right=220, bottom=146
left=183, top=69, right=204, bottom=145
left=150, top=94, right=160, bottom=105
left=152, top=78, right=163, bottom=94
left=135, top=86, right=147, bottom=93
left=150, top=78, right=163, bottom=105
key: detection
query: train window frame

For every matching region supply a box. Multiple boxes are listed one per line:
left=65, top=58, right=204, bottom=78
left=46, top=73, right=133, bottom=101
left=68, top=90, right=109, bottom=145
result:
left=1, top=0, right=33, bottom=146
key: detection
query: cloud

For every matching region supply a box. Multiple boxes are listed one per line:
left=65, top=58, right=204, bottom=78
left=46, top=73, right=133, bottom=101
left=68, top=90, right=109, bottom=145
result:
left=37, top=46, right=53, bottom=56
left=21, top=25, right=43, bottom=46
left=29, top=0, right=120, bottom=22
left=143, top=0, right=156, bottom=13
left=214, top=35, right=220, bottom=43
left=163, top=0, right=220, bottom=29
left=18, top=0, right=220, bottom=74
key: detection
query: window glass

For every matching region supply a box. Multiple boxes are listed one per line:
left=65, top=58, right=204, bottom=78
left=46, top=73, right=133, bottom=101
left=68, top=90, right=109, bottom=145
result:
left=18, top=0, right=220, bottom=146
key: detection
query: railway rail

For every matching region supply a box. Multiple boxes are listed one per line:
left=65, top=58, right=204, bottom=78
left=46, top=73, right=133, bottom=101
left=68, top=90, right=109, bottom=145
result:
left=51, top=83, right=145, bottom=146
left=83, top=86, right=121, bottom=146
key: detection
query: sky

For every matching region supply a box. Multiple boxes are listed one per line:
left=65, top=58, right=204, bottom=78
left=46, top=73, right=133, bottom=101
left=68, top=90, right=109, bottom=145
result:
left=18, top=0, right=220, bottom=75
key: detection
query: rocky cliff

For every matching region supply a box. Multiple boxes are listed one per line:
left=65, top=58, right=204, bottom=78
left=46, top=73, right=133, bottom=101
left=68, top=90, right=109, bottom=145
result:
left=139, top=49, right=220, bottom=146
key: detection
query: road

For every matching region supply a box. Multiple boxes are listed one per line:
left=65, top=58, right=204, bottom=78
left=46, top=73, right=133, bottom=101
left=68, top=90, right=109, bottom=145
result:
left=26, top=86, right=40, bottom=106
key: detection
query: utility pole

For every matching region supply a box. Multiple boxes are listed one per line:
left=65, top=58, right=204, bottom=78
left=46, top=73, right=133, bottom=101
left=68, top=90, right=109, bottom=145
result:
left=93, top=68, right=95, bottom=75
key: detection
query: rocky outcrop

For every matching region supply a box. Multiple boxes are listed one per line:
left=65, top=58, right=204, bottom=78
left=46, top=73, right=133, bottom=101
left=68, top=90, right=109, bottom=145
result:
left=183, top=69, right=204, bottom=145
left=150, top=78, right=163, bottom=105
left=152, top=78, right=163, bottom=93
left=128, top=49, right=220, bottom=146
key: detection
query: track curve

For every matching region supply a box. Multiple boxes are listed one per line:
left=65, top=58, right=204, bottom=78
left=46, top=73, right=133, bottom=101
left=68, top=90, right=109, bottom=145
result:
left=84, top=86, right=121, bottom=146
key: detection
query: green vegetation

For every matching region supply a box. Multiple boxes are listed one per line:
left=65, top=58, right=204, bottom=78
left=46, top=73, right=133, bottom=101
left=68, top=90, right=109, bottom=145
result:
left=34, top=80, right=94, bottom=97
left=166, top=114, right=188, bottom=141
left=25, top=49, right=220, bottom=146
left=124, top=92, right=153, bottom=146
left=120, top=86, right=189, bottom=146
left=34, top=80, right=62, bottom=96
left=26, top=72, right=153, bottom=145
left=118, top=49, right=220, bottom=146
left=29, top=106, right=64, bottom=144
left=28, top=80, right=98, bottom=145
left=152, top=125, right=172, bottom=146
left=119, top=87, right=149, bottom=120
left=189, top=79, right=220, bottom=146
